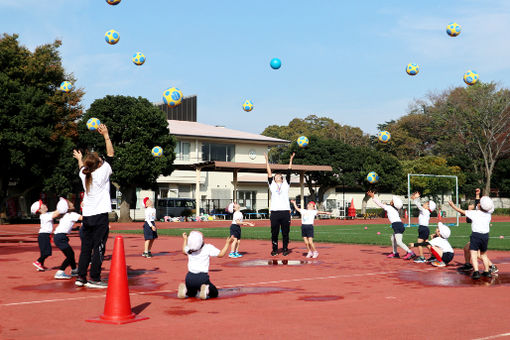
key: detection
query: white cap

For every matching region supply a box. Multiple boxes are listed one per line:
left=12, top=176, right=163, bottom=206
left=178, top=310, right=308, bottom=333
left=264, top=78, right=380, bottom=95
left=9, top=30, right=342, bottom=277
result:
left=226, top=202, right=234, bottom=214
left=30, top=200, right=42, bottom=214
left=56, top=197, right=69, bottom=214
left=438, top=222, right=451, bottom=239
left=392, top=196, right=403, bottom=210
left=187, top=231, right=204, bottom=252
left=480, top=196, right=494, bottom=213
left=428, top=201, right=436, bottom=212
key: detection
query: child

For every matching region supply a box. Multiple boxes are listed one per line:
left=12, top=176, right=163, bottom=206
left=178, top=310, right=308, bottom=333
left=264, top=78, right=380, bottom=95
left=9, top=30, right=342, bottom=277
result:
left=228, top=203, right=255, bottom=258
left=409, top=222, right=454, bottom=267
left=410, top=192, right=436, bottom=263
left=31, top=200, right=62, bottom=271
left=367, top=191, right=416, bottom=260
left=177, top=231, right=233, bottom=299
left=449, top=196, right=494, bottom=279
left=291, top=200, right=331, bottom=258
left=53, top=200, right=82, bottom=279
left=142, top=197, right=157, bottom=258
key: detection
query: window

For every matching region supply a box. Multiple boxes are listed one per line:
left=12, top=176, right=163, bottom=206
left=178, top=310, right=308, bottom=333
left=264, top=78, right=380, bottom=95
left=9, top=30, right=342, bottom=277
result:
left=202, top=143, right=235, bottom=162
left=175, top=141, right=190, bottom=161
left=237, top=191, right=257, bottom=210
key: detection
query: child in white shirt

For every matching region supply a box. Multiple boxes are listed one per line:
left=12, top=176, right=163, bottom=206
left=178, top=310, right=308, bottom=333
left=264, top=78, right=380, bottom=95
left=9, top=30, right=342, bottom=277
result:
left=53, top=200, right=82, bottom=279
left=177, top=231, right=233, bottom=299
left=409, top=222, right=454, bottom=267
left=410, top=192, right=436, bottom=263
left=228, top=203, right=254, bottom=258
left=142, top=197, right=157, bottom=258
left=30, top=200, right=63, bottom=271
left=291, top=200, right=331, bottom=258
left=367, top=191, right=416, bottom=260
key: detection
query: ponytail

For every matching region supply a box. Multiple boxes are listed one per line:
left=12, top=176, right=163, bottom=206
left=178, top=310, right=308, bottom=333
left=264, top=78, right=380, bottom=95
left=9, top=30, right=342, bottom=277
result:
left=82, top=152, right=101, bottom=193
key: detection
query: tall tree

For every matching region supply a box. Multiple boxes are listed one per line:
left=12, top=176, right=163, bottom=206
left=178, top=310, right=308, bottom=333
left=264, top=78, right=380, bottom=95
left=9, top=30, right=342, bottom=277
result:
left=78, top=95, right=176, bottom=222
left=0, top=34, right=83, bottom=221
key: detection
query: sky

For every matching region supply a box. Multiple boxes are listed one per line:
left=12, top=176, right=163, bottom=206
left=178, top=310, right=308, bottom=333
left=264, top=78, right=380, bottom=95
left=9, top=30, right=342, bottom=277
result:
left=3, top=0, right=510, bottom=136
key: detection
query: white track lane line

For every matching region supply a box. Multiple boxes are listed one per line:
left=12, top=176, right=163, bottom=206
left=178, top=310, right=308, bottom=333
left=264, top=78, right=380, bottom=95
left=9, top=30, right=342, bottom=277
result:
left=473, top=332, right=510, bottom=340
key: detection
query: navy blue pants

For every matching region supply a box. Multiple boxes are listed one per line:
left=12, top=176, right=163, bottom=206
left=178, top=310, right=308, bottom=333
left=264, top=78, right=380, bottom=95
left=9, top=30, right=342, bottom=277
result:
left=37, top=233, right=52, bottom=265
left=54, top=233, right=76, bottom=271
left=185, top=272, right=218, bottom=298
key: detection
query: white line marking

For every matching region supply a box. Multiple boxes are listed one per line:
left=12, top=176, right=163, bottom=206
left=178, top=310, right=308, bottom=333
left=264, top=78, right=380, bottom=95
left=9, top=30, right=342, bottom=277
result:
left=473, top=332, right=510, bottom=340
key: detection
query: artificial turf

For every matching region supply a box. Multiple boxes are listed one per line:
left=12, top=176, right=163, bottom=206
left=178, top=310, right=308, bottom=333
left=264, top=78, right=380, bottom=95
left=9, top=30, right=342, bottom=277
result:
left=113, top=222, right=510, bottom=251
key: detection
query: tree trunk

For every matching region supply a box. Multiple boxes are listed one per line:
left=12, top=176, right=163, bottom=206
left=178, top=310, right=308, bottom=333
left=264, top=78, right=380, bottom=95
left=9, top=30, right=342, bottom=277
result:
left=361, top=193, right=370, bottom=215
left=0, top=177, right=6, bottom=224
left=118, top=186, right=135, bottom=223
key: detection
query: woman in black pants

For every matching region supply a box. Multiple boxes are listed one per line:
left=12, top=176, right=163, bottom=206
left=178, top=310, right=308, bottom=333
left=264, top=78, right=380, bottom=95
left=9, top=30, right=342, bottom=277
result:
left=265, top=152, right=294, bottom=256
left=73, top=124, right=114, bottom=288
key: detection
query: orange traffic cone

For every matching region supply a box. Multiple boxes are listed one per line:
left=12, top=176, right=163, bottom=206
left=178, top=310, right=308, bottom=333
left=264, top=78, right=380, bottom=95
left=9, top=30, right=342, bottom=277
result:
left=87, top=235, right=149, bottom=324
left=438, top=211, right=442, bottom=221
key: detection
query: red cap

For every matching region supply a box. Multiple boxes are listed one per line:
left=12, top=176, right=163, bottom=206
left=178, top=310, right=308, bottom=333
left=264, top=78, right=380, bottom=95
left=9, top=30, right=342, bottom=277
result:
left=309, top=201, right=316, bottom=207
left=143, top=197, right=150, bottom=208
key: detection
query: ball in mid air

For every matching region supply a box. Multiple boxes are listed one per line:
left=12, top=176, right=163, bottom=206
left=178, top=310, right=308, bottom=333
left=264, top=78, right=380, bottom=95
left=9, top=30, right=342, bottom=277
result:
left=162, top=87, right=183, bottom=107
left=297, top=136, right=309, bottom=147
left=270, top=58, right=282, bottom=70
left=242, top=100, right=254, bottom=112
left=105, top=30, right=120, bottom=45
left=60, top=81, right=73, bottom=93
left=377, top=130, right=391, bottom=143
left=446, top=22, right=461, bottom=37
left=132, top=52, right=146, bottom=66
left=367, top=171, right=379, bottom=184
left=463, top=70, right=479, bottom=85
left=86, top=118, right=101, bottom=131
left=406, top=63, right=419, bottom=76
left=152, top=146, right=163, bottom=157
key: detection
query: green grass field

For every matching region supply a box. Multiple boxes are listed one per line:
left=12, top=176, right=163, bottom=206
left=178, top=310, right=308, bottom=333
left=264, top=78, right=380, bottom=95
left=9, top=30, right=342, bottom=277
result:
left=114, top=222, right=510, bottom=251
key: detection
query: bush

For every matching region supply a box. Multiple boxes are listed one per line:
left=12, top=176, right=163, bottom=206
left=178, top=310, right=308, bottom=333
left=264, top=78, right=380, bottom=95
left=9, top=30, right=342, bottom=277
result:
left=356, top=208, right=385, bottom=218
left=493, top=208, right=510, bottom=216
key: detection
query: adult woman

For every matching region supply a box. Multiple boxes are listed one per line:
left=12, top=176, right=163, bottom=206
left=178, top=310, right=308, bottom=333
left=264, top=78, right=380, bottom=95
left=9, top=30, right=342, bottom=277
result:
left=73, top=124, right=114, bottom=288
left=265, top=152, right=294, bottom=256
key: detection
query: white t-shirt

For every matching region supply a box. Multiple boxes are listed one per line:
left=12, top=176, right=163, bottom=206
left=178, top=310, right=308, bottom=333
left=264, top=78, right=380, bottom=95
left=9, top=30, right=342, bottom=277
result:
left=429, top=236, right=454, bottom=254
left=414, top=199, right=431, bottom=226
left=465, top=210, right=491, bottom=234
left=301, top=209, right=318, bottom=225
left=39, top=212, right=54, bottom=234
left=184, top=244, right=220, bottom=274
left=79, top=161, right=112, bottom=217
left=373, top=197, right=401, bottom=223
left=269, top=180, right=290, bottom=211
left=55, top=212, right=81, bottom=234
left=233, top=211, right=243, bottom=225
left=145, top=207, right=156, bottom=225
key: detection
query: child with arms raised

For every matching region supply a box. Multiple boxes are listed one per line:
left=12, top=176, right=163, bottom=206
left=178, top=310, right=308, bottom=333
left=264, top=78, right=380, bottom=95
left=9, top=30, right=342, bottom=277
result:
left=291, top=200, right=331, bottom=258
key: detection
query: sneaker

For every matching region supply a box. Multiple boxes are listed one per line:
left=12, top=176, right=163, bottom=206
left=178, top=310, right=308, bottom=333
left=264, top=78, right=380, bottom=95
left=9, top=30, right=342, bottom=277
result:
left=199, top=284, right=209, bottom=300
left=75, top=278, right=86, bottom=287
left=228, top=252, right=236, bottom=258
left=282, top=249, right=290, bottom=256
left=85, top=280, right=108, bottom=289
left=71, top=268, right=79, bottom=277
left=413, top=256, right=426, bottom=263
left=403, top=252, right=416, bottom=260
left=306, top=251, right=313, bottom=258
left=146, top=252, right=153, bottom=258
left=387, top=253, right=400, bottom=258
left=54, top=270, right=72, bottom=280
left=471, top=271, right=481, bottom=280
left=271, top=251, right=278, bottom=256
left=177, top=283, right=187, bottom=299
left=489, top=264, right=499, bottom=274
left=426, top=256, right=436, bottom=263
left=458, top=263, right=473, bottom=272
left=312, top=251, right=319, bottom=259
left=431, top=261, right=446, bottom=267
left=234, top=252, right=243, bottom=258
left=142, top=252, right=148, bottom=258
left=33, top=261, right=45, bottom=271
left=481, top=271, right=492, bottom=278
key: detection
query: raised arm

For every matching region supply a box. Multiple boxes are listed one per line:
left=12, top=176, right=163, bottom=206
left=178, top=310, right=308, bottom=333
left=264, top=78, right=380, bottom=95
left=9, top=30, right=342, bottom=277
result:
left=98, top=124, right=114, bottom=157
left=217, top=236, right=234, bottom=258
left=286, top=152, right=295, bottom=183
left=264, top=152, right=272, bottom=178
left=367, top=191, right=385, bottom=209
left=290, top=200, right=301, bottom=213
left=181, top=233, right=188, bottom=255
left=73, top=149, right=84, bottom=169
left=448, top=201, right=466, bottom=215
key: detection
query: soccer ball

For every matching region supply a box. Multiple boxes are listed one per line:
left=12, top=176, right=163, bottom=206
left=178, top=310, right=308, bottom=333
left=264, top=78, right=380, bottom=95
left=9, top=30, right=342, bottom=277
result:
left=377, top=131, right=391, bottom=143
left=86, top=118, right=101, bottom=131
left=446, top=22, right=461, bottom=37
left=60, top=81, right=73, bottom=93
left=105, top=30, right=120, bottom=45
left=132, top=52, right=145, bottom=66
left=162, top=87, right=183, bottom=107
left=297, top=136, right=309, bottom=147
left=406, top=63, right=419, bottom=76
left=242, top=100, right=254, bottom=112
left=270, top=58, right=282, bottom=70
left=152, top=146, right=163, bottom=157
left=463, top=70, right=479, bottom=85
left=367, top=171, right=379, bottom=184
left=106, top=0, right=121, bottom=4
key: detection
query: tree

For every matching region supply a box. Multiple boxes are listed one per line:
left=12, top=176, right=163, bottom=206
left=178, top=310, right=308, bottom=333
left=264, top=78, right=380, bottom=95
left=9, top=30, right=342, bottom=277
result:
left=78, top=95, right=176, bottom=222
left=429, top=82, right=510, bottom=195
left=0, top=34, right=83, bottom=221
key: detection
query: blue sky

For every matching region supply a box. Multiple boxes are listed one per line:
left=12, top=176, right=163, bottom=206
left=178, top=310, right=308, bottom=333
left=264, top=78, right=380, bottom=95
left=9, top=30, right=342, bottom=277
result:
left=3, top=0, right=510, bottom=135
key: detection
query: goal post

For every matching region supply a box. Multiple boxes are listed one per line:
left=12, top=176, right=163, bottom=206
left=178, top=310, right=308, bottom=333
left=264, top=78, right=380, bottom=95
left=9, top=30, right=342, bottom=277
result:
left=407, top=173, right=459, bottom=227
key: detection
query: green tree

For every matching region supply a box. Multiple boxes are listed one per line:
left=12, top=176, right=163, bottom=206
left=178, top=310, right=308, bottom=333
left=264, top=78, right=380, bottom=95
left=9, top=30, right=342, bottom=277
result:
left=78, top=95, right=176, bottom=222
left=0, top=34, right=83, bottom=221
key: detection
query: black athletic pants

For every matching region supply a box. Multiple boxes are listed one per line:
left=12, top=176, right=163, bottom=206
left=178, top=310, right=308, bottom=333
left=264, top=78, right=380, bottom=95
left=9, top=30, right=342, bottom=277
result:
left=185, top=272, right=218, bottom=298
left=53, top=233, right=76, bottom=271
left=37, top=233, right=52, bottom=265
left=78, top=213, right=109, bottom=282
left=270, top=210, right=291, bottom=252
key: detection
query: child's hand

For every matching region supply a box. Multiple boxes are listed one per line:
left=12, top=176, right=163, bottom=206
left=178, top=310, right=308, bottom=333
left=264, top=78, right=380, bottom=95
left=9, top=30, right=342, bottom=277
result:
left=448, top=201, right=454, bottom=207
left=182, top=232, right=187, bottom=239
left=291, top=200, right=296, bottom=204
left=249, top=222, right=255, bottom=227
left=475, top=188, right=481, bottom=195
left=409, top=243, right=415, bottom=247
left=226, top=236, right=234, bottom=244
left=73, top=149, right=82, bottom=161
left=151, top=226, right=156, bottom=231
left=98, top=124, right=109, bottom=136
left=366, top=190, right=375, bottom=198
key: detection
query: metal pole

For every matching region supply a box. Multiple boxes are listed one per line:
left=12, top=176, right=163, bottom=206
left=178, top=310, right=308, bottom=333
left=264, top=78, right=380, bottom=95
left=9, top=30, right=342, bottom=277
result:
left=407, top=173, right=411, bottom=227
left=456, top=176, right=459, bottom=226
left=300, top=171, right=305, bottom=211
left=195, top=167, right=201, bottom=220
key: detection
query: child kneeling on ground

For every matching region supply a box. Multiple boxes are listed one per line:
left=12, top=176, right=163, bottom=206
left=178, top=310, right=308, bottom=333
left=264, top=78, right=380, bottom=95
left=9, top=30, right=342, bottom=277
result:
left=178, top=231, right=233, bottom=299
left=409, top=222, right=454, bottom=267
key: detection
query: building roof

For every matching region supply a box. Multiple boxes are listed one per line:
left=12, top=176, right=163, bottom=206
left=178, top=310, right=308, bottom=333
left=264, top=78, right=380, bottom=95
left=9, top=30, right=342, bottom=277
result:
left=174, top=161, right=332, bottom=173
left=167, top=120, right=289, bottom=145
